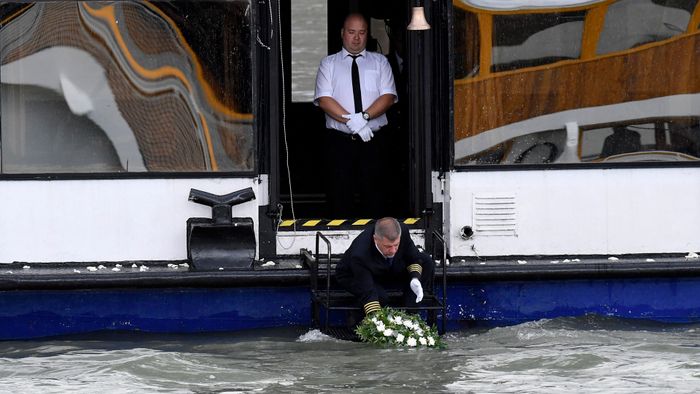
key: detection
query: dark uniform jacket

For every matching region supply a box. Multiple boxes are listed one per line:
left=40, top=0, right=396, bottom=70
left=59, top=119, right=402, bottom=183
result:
left=335, top=222, right=426, bottom=315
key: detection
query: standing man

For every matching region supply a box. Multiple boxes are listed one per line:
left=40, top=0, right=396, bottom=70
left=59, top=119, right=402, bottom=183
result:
left=335, top=217, right=434, bottom=316
left=314, top=13, right=397, bottom=218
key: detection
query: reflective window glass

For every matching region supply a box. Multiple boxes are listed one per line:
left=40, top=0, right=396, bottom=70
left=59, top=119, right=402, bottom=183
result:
left=454, top=7, right=480, bottom=79
left=0, top=1, right=253, bottom=173
left=491, top=11, right=585, bottom=72
left=597, top=0, right=697, bottom=55
left=453, top=1, right=699, bottom=167
left=291, top=0, right=327, bottom=102
left=580, top=118, right=700, bottom=162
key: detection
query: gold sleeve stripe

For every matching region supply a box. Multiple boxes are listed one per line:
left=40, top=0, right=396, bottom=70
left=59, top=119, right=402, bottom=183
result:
left=403, top=218, right=420, bottom=224
left=407, top=264, right=423, bottom=275
left=364, top=301, right=381, bottom=315
left=279, top=220, right=296, bottom=227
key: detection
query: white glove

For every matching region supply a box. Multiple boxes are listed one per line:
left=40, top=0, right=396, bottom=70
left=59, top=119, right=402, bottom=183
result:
left=410, top=278, right=423, bottom=303
left=342, top=112, right=368, bottom=133
left=356, top=125, right=374, bottom=142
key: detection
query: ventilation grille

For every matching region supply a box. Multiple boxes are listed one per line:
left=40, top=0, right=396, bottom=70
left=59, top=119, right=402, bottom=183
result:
left=473, top=194, right=517, bottom=237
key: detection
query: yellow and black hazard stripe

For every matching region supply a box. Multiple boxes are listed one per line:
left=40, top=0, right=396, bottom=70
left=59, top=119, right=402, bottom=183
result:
left=277, top=218, right=421, bottom=231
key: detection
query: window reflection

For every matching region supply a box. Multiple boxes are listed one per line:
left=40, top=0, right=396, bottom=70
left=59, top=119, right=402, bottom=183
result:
left=0, top=1, right=253, bottom=173
left=452, top=0, right=699, bottom=167
left=492, top=11, right=585, bottom=72
left=458, top=117, right=700, bottom=165
left=597, top=0, right=696, bottom=55
left=456, top=129, right=567, bottom=165
left=581, top=118, right=700, bottom=162
left=291, top=0, right=327, bottom=102
left=454, top=7, right=479, bottom=79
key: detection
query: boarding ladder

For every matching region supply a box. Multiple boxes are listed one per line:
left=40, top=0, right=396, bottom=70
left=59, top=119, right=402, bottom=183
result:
left=305, top=231, right=447, bottom=338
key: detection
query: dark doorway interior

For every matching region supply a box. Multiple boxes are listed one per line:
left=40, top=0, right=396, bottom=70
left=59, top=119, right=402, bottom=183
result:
left=278, top=0, right=412, bottom=219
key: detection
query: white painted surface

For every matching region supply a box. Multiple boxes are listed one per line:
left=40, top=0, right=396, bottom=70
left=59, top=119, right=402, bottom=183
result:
left=0, top=178, right=260, bottom=263
left=448, top=168, right=700, bottom=256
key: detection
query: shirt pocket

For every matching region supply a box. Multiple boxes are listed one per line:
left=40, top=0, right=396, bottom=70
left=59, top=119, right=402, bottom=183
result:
left=363, top=70, right=380, bottom=94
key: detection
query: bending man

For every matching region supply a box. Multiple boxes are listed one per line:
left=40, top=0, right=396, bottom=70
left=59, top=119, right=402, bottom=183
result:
left=336, top=217, right=434, bottom=315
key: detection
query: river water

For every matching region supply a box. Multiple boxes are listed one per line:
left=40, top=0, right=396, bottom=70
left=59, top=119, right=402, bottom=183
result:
left=2, top=315, right=700, bottom=393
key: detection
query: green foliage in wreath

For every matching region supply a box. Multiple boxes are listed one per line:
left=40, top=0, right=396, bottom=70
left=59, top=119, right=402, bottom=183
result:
left=355, top=306, right=445, bottom=348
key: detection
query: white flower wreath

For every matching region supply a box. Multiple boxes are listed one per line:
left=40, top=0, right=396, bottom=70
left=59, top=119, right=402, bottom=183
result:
left=355, top=306, right=445, bottom=348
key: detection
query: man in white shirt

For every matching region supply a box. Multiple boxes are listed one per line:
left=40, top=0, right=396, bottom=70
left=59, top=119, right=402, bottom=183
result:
left=314, top=13, right=397, bottom=218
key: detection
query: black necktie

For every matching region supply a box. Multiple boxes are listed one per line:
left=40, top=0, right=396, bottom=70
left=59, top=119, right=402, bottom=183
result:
left=350, top=54, right=362, bottom=113
left=386, top=257, right=393, bottom=266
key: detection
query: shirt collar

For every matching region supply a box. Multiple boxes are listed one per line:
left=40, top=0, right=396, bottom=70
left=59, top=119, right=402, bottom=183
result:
left=374, top=242, right=386, bottom=258
left=374, top=242, right=395, bottom=260
left=342, top=47, right=367, bottom=58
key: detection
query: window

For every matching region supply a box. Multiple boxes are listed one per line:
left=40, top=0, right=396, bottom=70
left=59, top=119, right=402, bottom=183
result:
left=492, top=11, right=585, bottom=72
left=456, top=128, right=567, bottom=165
left=597, top=0, right=697, bottom=55
left=452, top=2, right=699, bottom=168
left=291, top=0, right=327, bottom=102
left=453, top=8, right=480, bottom=79
left=580, top=118, right=700, bottom=162
left=0, top=1, right=253, bottom=173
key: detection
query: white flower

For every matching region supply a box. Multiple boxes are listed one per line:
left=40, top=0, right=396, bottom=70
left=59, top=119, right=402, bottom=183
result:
left=407, top=337, right=417, bottom=347
left=383, top=329, right=393, bottom=337
left=387, top=315, right=395, bottom=323
left=415, top=328, right=424, bottom=337
left=403, top=320, right=414, bottom=329
left=371, top=317, right=378, bottom=324
left=419, top=337, right=427, bottom=345
left=427, top=337, right=435, bottom=346
left=395, top=316, right=403, bottom=324
left=396, top=333, right=405, bottom=343
left=375, top=322, right=385, bottom=332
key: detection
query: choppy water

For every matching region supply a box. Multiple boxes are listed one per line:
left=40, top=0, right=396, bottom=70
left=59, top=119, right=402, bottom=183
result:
left=2, top=315, right=700, bottom=393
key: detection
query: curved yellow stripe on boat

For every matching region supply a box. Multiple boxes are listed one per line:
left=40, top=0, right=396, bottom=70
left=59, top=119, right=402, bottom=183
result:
left=198, top=112, right=218, bottom=170
left=142, top=1, right=253, bottom=122
left=0, top=4, right=33, bottom=25
left=82, top=2, right=251, bottom=123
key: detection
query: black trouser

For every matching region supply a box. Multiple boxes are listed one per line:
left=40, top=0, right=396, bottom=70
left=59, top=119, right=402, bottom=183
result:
left=325, top=128, right=388, bottom=218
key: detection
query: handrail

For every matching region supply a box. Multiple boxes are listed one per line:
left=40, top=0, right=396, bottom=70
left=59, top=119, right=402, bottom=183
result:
left=315, top=232, right=332, bottom=329
left=431, top=230, right=448, bottom=333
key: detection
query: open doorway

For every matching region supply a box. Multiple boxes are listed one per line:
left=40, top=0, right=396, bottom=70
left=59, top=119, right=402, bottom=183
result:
left=278, top=0, right=412, bottom=220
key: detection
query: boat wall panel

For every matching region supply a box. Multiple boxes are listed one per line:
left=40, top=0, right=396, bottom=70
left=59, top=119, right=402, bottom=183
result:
left=448, top=168, right=700, bottom=256
left=0, top=286, right=309, bottom=340
left=0, top=178, right=260, bottom=263
left=447, top=276, right=700, bottom=327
